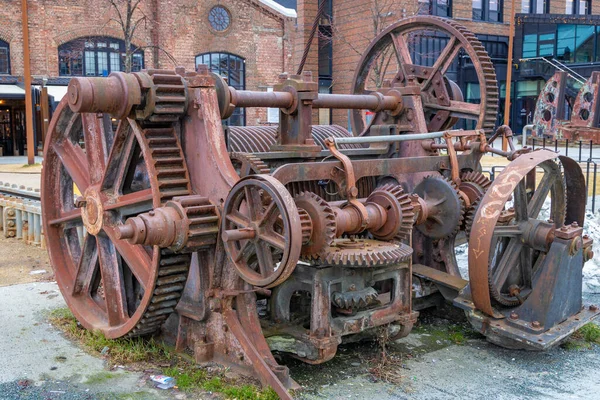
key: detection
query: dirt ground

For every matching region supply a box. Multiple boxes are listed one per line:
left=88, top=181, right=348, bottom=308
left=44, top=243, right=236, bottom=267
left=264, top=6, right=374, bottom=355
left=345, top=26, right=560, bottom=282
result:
left=0, top=234, right=53, bottom=287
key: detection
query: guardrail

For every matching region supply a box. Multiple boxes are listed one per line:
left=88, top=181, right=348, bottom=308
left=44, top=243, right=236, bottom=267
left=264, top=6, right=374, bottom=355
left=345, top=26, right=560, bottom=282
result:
left=0, top=182, right=44, bottom=247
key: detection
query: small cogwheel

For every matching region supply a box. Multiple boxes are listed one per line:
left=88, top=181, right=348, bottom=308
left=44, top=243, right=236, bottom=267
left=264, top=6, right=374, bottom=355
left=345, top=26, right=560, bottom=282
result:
left=368, top=184, right=415, bottom=240
left=229, top=152, right=270, bottom=177
left=294, top=192, right=337, bottom=259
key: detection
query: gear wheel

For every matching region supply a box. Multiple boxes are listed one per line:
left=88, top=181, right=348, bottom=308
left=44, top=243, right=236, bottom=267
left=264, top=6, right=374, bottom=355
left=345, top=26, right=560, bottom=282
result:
left=229, top=152, right=270, bottom=177
left=332, top=287, right=379, bottom=310
left=463, top=198, right=480, bottom=237
left=294, top=192, right=337, bottom=259
left=368, top=184, right=414, bottom=240
left=317, top=238, right=413, bottom=268
left=459, top=171, right=491, bottom=205
left=413, top=176, right=465, bottom=240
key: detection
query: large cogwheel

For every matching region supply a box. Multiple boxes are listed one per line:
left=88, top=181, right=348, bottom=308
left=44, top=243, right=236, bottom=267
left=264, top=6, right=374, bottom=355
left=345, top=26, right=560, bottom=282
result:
left=294, top=192, right=337, bottom=260
left=319, top=239, right=413, bottom=267
left=229, top=152, right=270, bottom=177
left=413, top=176, right=465, bottom=240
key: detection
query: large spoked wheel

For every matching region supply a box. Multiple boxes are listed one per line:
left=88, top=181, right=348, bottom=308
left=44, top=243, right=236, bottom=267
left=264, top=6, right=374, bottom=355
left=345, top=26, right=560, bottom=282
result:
left=42, top=99, right=191, bottom=338
left=350, top=16, right=498, bottom=135
left=469, top=156, right=566, bottom=308
left=222, top=175, right=302, bottom=288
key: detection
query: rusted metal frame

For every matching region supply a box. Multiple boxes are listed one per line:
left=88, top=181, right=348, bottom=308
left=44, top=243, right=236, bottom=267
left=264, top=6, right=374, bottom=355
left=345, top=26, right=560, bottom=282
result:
left=468, top=149, right=560, bottom=317
left=223, top=308, right=293, bottom=400
left=271, top=152, right=482, bottom=189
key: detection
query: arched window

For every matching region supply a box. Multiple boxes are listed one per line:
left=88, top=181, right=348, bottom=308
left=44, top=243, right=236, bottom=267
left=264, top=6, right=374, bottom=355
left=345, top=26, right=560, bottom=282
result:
left=0, top=39, right=9, bottom=74
left=196, top=52, right=245, bottom=126
left=58, top=37, right=143, bottom=77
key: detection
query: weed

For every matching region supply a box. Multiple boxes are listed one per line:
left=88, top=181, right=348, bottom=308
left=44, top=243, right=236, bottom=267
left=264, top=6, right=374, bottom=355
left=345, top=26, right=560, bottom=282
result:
left=563, top=323, right=600, bottom=351
left=85, top=372, right=117, bottom=384
left=49, top=307, right=281, bottom=399
left=573, top=323, right=600, bottom=343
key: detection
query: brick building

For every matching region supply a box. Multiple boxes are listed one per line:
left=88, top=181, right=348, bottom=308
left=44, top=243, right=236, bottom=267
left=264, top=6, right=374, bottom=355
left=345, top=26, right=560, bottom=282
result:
left=292, top=0, right=600, bottom=134
left=0, top=0, right=296, bottom=156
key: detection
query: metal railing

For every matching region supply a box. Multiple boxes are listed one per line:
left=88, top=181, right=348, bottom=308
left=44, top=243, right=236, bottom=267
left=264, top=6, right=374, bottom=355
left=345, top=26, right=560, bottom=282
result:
left=488, top=138, right=600, bottom=213
left=0, top=183, right=44, bottom=247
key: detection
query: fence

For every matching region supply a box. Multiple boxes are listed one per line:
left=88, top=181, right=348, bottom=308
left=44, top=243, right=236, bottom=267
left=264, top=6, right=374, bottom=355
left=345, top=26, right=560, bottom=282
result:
left=488, top=138, right=600, bottom=214
left=0, top=184, right=44, bottom=247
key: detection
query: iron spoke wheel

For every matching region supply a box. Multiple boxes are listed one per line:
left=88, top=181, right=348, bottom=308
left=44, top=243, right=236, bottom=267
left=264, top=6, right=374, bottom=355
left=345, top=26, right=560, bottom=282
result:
left=42, top=99, right=191, bottom=338
left=351, top=16, right=499, bottom=135
left=222, top=175, right=302, bottom=288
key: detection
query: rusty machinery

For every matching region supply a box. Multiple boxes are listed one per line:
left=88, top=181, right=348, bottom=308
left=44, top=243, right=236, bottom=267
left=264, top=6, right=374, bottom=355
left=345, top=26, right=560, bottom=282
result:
left=533, top=70, right=600, bottom=143
left=41, top=17, right=597, bottom=399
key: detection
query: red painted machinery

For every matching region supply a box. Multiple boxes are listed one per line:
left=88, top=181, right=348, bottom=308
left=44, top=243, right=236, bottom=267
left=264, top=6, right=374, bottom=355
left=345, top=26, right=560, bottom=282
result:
left=533, top=70, right=600, bottom=143
left=41, top=17, right=597, bottom=399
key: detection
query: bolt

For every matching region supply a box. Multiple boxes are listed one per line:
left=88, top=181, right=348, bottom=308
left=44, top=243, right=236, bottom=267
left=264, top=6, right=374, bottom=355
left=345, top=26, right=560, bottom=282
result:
left=571, top=221, right=579, bottom=227
left=349, top=284, right=356, bottom=291
left=510, top=312, right=519, bottom=320
left=149, top=210, right=155, bottom=217
left=547, top=219, right=553, bottom=224
left=279, top=73, right=289, bottom=81
left=439, top=95, right=445, bottom=101
left=561, top=226, right=568, bottom=231
left=410, top=67, right=415, bottom=73
left=222, top=324, right=228, bottom=332
left=583, top=234, right=589, bottom=239
left=532, top=321, right=541, bottom=328
left=435, top=79, right=441, bottom=85
left=590, top=304, right=598, bottom=311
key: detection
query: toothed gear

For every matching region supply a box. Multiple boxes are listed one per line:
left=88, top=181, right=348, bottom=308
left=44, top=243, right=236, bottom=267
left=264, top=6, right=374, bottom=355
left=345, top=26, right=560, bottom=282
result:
left=229, top=152, right=271, bottom=177
left=459, top=171, right=491, bottom=205
left=294, top=192, right=337, bottom=259
left=464, top=198, right=480, bottom=237
left=368, top=184, right=415, bottom=240
left=413, top=176, right=465, bottom=240
left=316, top=238, right=413, bottom=268
left=298, top=208, right=314, bottom=245
left=332, top=287, right=379, bottom=310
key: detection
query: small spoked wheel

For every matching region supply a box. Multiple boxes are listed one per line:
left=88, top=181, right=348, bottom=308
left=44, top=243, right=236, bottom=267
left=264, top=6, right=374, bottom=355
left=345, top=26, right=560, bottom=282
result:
left=222, top=175, right=302, bottom=288
left=42, top=99, right=191, bottom=338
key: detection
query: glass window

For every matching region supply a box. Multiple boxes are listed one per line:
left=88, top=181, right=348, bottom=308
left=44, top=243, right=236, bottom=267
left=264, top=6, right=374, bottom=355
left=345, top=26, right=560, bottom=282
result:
left=208, top=6, right=231, bottom=31
left=557, top=25, right=576, bottom=63
left=431, top=0, right=452, bottom=17
left=521, top=0, right=530, bottom=12
left=575, top=24, right=595, bottom=62
left=523, top=34, right=538, bottom=58
left=58, top=37, right=143, bottom=76
left=0, top=40, right=10, bottom=74
left=473, top=0, right=502, bottom=22
left=85, top=51, right=96, bottom=76
left=195, top=52, right=245, bottom=126
left=110, top=52, right=121, bottom=72
left=528, top=0, right=549, bottom=13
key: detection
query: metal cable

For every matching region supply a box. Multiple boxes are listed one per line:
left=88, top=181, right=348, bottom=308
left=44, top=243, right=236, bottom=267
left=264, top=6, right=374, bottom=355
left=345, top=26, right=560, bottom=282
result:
left=296, top=0, right=326, bottom=75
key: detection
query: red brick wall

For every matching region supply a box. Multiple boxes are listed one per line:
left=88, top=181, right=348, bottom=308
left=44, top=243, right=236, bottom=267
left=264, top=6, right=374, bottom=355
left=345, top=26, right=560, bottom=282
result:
left=0, top=0, right=294, bottom=125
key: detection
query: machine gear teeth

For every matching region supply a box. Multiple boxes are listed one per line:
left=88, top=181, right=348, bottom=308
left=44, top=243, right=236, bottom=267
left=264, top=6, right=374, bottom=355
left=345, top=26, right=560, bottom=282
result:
left=298, top=208, right=314, bottom=245
left=317, top=239, right=413, bottom=267
left=464, top=198, right=480, bottom=237
left=369, top=183, right=415, bottom=240
left=229, top=152, right=271, bottom=177
left=294, top=192, right=337, bottom=259
left=146, top=69, right=188, bottom=123
left=332, top=287, right=379, bottom=310
left=414, top=175, right=465, bottom=240
left=459, top=171, right=491, bottom=205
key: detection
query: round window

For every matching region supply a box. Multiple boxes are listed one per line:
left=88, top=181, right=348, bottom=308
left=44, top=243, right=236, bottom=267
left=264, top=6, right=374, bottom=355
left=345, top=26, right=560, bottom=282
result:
left=208, top=6, right=231, bottom=32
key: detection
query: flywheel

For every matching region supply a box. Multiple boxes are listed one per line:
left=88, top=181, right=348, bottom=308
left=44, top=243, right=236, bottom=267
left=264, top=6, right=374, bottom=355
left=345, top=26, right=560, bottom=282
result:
left=42, top=93, right=191, bottom=338
left=468, top=153, right=567, bottom=309
left=350, top=16, right=499, bottom=135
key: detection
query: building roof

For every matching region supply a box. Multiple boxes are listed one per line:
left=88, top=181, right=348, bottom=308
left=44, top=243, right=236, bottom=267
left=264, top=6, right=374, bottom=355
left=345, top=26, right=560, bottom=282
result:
left=259, top=0, right=296, bottom=17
